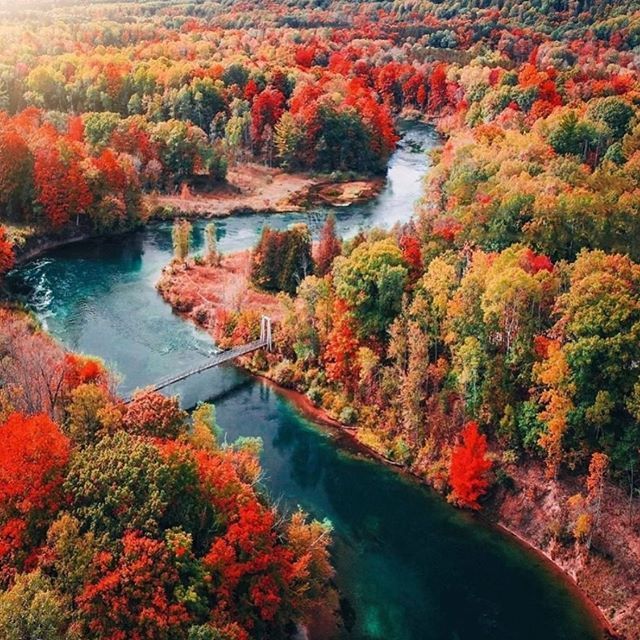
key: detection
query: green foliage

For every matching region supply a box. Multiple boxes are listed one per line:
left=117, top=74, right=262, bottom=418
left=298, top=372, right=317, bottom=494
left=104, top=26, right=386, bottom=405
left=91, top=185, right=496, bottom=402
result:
left=64, top=431, right=182, bottom=538
left=173, top=219, right=192, bottom=262
left=333, top=238, right=408, bottom=338
left=0, top=571, right=69, bottom=640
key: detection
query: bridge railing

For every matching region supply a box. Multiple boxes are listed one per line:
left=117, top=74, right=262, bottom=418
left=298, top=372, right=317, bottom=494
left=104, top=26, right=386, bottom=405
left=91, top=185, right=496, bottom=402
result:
left=124, top=316, right=273, bottom=401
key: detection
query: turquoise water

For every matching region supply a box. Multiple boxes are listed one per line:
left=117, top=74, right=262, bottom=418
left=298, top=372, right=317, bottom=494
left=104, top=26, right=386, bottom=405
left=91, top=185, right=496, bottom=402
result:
left=6, top=123, right=602, bottom=640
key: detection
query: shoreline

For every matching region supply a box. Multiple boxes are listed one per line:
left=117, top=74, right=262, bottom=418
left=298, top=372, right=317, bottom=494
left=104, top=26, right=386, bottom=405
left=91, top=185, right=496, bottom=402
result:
left=8, top=173, right=383, bottom=270
left=155, top=248, right=627, bottom=640
left=248, top=369, right=619, bottom=640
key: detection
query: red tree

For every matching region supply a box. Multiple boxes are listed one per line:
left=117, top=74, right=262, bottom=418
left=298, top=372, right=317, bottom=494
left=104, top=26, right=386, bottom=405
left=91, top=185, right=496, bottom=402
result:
left=250, top=87, right=285, bottom=148
left=0, top=413, right=70, bottom=577
left=428, top=64, right=448, bottom=113
left=34, top=143, right=92, bottom=228
left=123, top=390, right=187, bottom=439
left=449, top=421, right=492, bottom=510
left=399, top=234, right=422, bottom=282
left=315, top=214, right=341, bottom=276
left=0, top=226, right=15, bottom=278
left=75, top=531, right=190, bottom=639
left=323, top=299, right=360, bottom=392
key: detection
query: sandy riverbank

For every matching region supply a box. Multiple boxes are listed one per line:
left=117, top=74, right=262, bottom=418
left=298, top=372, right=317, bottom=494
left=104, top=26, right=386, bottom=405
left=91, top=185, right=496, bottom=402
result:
left=149, top=163, right=383, bottom=218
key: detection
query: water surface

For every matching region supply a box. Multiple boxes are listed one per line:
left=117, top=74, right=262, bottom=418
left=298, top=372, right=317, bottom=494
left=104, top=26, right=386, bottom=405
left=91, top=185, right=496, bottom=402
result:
left=6, top=123, right=601, bottom=640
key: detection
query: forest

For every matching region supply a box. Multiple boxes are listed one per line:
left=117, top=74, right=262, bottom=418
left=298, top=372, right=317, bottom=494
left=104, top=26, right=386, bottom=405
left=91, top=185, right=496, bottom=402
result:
left=1, top=0, right=640, bottom=638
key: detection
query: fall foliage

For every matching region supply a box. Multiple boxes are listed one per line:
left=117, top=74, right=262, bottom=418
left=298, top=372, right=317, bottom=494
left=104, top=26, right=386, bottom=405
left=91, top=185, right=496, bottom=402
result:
left=449, top=421, right=493, bottom=510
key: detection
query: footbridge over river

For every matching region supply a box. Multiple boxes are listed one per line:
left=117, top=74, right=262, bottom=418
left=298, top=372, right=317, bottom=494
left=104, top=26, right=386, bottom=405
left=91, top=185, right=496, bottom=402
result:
left=127, top=316, right=272, bottom=400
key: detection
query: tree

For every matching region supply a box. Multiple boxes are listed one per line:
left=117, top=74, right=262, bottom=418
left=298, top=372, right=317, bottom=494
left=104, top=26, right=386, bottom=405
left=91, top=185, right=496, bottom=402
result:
left=323, top=299, right=360, bottom=393
left=333, top=238, right=408, bottom=338
left=251, top=224, right=313, bottom=295
left=535, top=339, right=574, bottom=479
left=274, top=112, right=304, bottom=170
left=173, top=219, right=192, bottom=262
left=204, top=222, right=220, bottom=266
left=315, top=213, right=341, bottom=277
left=250, top=87, right=285, bottom=154
left=0, top=413, right=70, bottom=578
left=65, top=383, right=116, bottom=446
left=0, top=227, right=14, bottom=280
left=64, top=431, right=175, bottom=539
left=123, top=389, right=187, bottom=439
left=190, top=403, right=221, bottom=451
left=547, top=250, right=640, bottom=469
left=587, top=96, right=635, bottom=141
left=449, top=421, right=492, bottom=510
left=75, top=531, right=191, bottom=639
left=34, top=144, right=92, bottom=228
left=0, top=127, right=33, bottom=220
left=0, top=570, right=69, bottom=640
left=585, top=452, right=609, bottom=549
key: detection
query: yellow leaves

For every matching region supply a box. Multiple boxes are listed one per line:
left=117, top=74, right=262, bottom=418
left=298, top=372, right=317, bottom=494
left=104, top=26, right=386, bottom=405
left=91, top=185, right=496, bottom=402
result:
left=573, top=512, right=592, bottom=542
left=535, top=340, right=575, bottom=478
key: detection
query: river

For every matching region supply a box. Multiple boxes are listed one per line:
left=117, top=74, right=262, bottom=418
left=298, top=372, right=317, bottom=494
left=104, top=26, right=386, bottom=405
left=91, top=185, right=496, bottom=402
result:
left=6, top=122, right=602, bottom=640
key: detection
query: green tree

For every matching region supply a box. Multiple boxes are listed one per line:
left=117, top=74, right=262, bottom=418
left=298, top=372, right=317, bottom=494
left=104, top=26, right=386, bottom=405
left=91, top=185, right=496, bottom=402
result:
left=333, top=238, right=408, bottom=338
left=0, top=570, right=69, bottom=640
left=587, top=96, right=635, bottom=141
left=204, top=222, right=219, bottom=266
left=275, top=112, right=304, bottom=170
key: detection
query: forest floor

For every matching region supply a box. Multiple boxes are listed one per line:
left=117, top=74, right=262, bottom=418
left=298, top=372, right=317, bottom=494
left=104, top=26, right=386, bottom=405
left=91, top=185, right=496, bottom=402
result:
left=158, top=250, right=640, bottom=640
left=149, top=162, right=384, bottom=217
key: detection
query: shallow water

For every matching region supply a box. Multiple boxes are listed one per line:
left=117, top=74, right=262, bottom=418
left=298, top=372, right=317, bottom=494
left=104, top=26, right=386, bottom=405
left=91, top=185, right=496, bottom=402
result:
left=7, top=123, right=602, bottom=640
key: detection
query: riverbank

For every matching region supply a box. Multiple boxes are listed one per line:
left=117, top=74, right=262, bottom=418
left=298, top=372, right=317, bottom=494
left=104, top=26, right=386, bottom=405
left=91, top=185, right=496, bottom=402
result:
left=252, top=374, right=621, bottom=640
left=5, top=166, right=382, bottom=270
left=249, top=367, right=631, bottom=640
left=148, top=163, right=384, bottom=218
left=157, top=252, right=636, bottom=640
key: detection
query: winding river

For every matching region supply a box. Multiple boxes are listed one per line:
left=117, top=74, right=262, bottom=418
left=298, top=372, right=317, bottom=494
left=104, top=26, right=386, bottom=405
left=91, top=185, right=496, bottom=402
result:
left=7, top=122, right=602, bottom=640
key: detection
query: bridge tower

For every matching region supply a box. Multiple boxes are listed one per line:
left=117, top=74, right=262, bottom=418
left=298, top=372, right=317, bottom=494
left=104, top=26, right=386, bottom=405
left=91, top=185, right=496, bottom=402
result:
left=260, top=316, right=273, bottom=351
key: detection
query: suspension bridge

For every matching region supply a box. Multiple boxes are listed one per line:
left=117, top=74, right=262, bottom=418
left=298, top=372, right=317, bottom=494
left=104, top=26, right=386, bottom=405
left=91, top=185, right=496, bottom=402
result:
left=127, top=316, right=272, bottom=399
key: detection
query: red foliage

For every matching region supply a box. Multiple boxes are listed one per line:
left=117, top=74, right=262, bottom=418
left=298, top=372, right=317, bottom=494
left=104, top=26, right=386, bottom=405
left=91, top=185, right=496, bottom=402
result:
left=428, top=64, right=448, bottom=113
left=93, top=148, right=127, bottom=191
left=244, top=78, right=259, bottom=102
left=34, top=143, right=92, bottom=228
left=0, top=413, right=70, bottom=576
left=123, top=390, right=185, bottom=438
left=449, top=421, right=492, bottom=510
left=250, top=87, right=285, bottom=146
left=399, top=234, right=422, bottom=281
left=67, top=115, right=85, bottom=142
left=324, top=299, right=360, bottom=392
left=316, top=215, right=341, bottom=276
left=520, top=248, right=553, bottom=274
left=0, top=226, right=15, bottom=278
left=63, top=353, right=107, bottom=392
left=203, top=498, right=296, bottom=629
left=75, top=531, right=190, bottom=639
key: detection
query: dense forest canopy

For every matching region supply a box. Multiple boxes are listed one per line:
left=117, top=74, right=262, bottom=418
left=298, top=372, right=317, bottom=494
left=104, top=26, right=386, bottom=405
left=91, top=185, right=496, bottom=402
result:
left=1, top=0, right=640, bottom=637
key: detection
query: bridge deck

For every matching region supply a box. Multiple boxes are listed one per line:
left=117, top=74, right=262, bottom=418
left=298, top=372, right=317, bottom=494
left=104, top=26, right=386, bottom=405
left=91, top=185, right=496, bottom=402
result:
left=125, top=316, right=272, bottom=402
left=138, top=339, right=267, bottom=396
